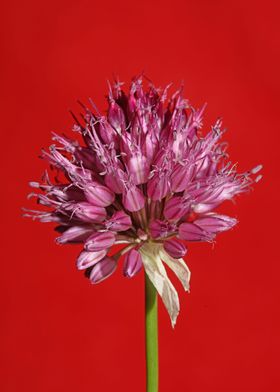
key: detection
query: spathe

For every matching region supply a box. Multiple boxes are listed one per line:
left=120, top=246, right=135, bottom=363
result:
left=140, top=243, right=191, bottom=327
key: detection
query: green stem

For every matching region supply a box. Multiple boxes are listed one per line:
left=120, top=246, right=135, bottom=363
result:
left=145, top=273, right=158, bottom=392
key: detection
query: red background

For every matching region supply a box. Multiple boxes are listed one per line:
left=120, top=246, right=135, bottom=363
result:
left=1, top=1, right=279, bottom=391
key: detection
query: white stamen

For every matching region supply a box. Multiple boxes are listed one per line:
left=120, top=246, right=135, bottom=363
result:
left=251, top=164, right=263, bottom=174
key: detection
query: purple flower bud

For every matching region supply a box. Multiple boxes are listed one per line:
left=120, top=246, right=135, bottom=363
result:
left=123, top=249, right=143, bottom=277
left=171, top=164, right=195, bottom=193
left=122, top=187, right=145, bottom=212
left=105, top=169, right=125, bottom=194
left=147, top=174, right=170, bottom=201
left=127, top=154, right=150, bottom=185
left=163, top=239, right=187, bottom=259
left=85, top=231, right=116, bottom=251
left=56, top=226, right=93, bottom=244
left=149, top=219, right=177, bottom=239
left=143, top=132, right=158, bottom=161
left=90, top=257, right=117, bottom=284
left=84, top=182, right=115, bottom=207
left=164, top=196, right=191, bottom=221
left=105, top=211, right=132, bottom=231
left=194, top=214, right=237, bottom=233
left=108, top=101, right=126, bottom=134
left=66, top=202, right=106, bottom=223
left=178, top=222, right=214, bottom=241
left=98, top=120, right=119, bottom=146
left=77, top=250, right=107, bottom=270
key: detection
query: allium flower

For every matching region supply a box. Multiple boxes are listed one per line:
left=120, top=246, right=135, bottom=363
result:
left=24, top=76, right=262, bottom=326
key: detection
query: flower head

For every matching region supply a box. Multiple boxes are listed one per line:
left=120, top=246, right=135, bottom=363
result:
left=24, top=76, right=262, bottom=326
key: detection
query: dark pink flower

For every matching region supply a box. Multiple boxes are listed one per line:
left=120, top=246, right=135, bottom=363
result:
left=164, top=239, right=187, bottom=259
left=90, top=257, right=117, bottom=284
left=85, top=231, right=116, bottom=252
left=123, top=249, right=143, bottom=277
left=25, top=76, right=261, bottom=326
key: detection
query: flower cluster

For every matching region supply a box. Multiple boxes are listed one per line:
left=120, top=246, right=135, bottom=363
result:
left=25, top=76, right=262, bottom=326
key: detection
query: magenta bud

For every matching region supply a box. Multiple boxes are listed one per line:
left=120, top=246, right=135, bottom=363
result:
left=163, top=239, right=187, bottom=259
left=85, top=231, right=116, bottom=251
left=76, top=250, right=107, bottom=270
left=143, top=132, right=158, bottom=161
left=194, top=214, right=237, bottom=233
left=105, top=168, right=125, bottom=194
left=123, top=249, right=143, bottom=277
left=84, top=182, right=115, bottom=207
left=90, top=257, right=117, bottom=284
left=164, top=196, right=190, bottom=221
left=127, top=154, right=150, bottom=185
left=171, top=164, right=195, bottom=193
left=106, top=211, right=132, bottom=231
left=178, top=222, right=214, bottom=241
left=56, top=226, right=93, bottom=244
left=149, top=219, right=177, bottom=239
left=122, top=186, right=145, bottom=212
left=70, top=202, right=107, bottom=223
left=108, top=101, right=126, bottom=133
left=99, top=120, right=119, bottom=147
left=147, top=174, right=170, bottom=201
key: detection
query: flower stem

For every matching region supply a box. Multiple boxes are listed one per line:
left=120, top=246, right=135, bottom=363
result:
left=145, top=273, right=158, bottom=392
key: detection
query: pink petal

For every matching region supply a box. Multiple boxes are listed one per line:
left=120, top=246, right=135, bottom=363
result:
left=90, top=257, right=117, bottom=283
left=164, top=196, right=190, bottom=221
left=64, top=202, right=107, bottom=223
left=178, top=222, right=214, bottom=241
left=147, top=175, right=170, bottom=201
left=77, top=250, right=107, bottom=270
left=84, top=182, right=115, bottom=207
left=123, top=248, right=143, bottom=277
left=56, top=226, right=93, bottom=244
left=122, top=187, right=145, bottom=212
left=170, top=164, right=195, bottom=193
left=127, top=154, right=150, bottom=185
left=163, top=239, right=187, bottom=259
left=106, top=211, right=132, bottom=231
left=149, top=219, right=177, bottom=239
left=85, top=231, right=116, bottom=251
left=194, top=214, right=237, bottom=233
